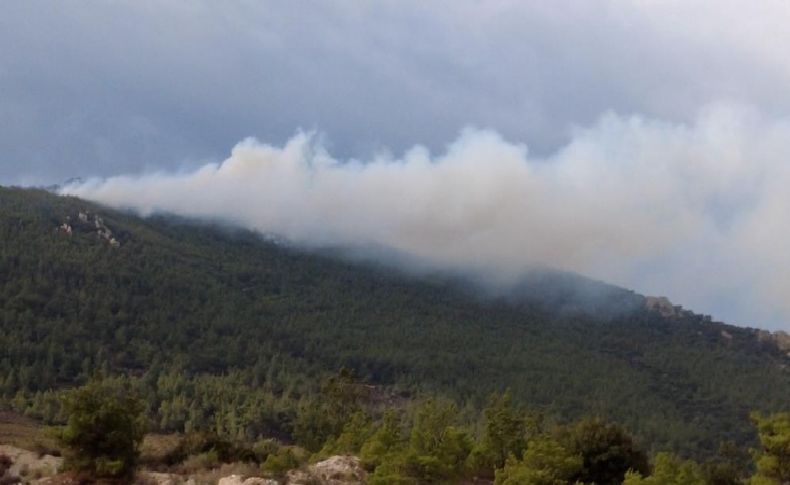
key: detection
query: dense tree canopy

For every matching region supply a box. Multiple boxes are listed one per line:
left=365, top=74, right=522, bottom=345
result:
left=1, top=186, right=790, bottom=464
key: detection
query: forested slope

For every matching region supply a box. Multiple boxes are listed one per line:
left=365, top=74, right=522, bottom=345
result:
left=1, top=186, right=788, bottom=459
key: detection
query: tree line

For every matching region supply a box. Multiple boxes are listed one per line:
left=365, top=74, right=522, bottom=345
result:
left=51, top=375, right=790, bottom=484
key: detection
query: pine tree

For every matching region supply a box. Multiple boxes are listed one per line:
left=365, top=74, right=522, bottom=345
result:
left=468, top=390, right=529, bottom=477
left=495, top=433, right=582, bottom=485
left=624, top=452, right=706, bottom=485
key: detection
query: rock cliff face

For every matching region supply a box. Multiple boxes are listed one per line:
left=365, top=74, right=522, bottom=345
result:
left=776, top=331, right=790, bottom=352
left=644, top=296, right=677, bottom=317
left=757, top=329, right=790, bottom=357
left=56, top=210, right=121, bottom=247
left=644, top=295, right=711, bottom=322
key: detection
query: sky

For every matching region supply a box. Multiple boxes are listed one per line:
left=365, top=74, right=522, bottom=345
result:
left=4, top=1, right=790, bottom=329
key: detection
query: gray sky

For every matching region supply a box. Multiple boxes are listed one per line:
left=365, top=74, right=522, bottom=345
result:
left=5, top=1, right=790, bottom=183
left=7, top=1, right=790, bottom=329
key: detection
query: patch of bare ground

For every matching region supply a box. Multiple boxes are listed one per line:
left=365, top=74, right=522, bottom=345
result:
left=0, top=412, right=58, bottom=455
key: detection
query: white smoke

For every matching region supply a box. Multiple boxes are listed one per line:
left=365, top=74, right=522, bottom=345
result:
left=63, top=104, right=790, bottom=329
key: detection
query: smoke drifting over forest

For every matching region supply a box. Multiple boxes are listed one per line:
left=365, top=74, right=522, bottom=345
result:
left=63, top=103, right=790, bottom=329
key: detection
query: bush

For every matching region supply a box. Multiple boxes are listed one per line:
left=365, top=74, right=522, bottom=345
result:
left=559, top=417, right=649, bottom=485
left=165, top=432, right=256, bottom=466
left=54, top=380, right=146, bottom=480
left=180, top=450, right=220, bottom=473
left=623, top=452, right=705, bottom=485
left=751, top=412, right=790, bottom=484
left=261, top=447, right=302, bottom=477
left=253, top=438, right=281, bottom=463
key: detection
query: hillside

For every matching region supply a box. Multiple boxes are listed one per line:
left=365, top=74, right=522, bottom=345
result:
left=1, top=186, right=789, bottom=460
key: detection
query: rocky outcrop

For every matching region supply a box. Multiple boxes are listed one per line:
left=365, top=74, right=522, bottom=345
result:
left=92, top=214, right=120, bottom=247
left=144, top=472, right=196, bottom=485
left=216, top=455, right=367, bottom=485
left=218, top=475, right=278, bottom=485
left=308, top=456, right=366, bottom=484
left=0, top=445, right=62, bottom=483
left=57, top=223, right=72, bottom=235
left=774, top=331, right=790, bottom=352
left=645, top=296, right=677, bottom=317
left=286, top=455, right=366, bottom=485
left=756, top=329, right=790, bottom=357
left=644, top=295, right=704, bottom=321
left=58, top=210, right=121, bottom=247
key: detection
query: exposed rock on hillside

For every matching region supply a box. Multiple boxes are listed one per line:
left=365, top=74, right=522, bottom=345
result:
left=644, top=295, right=708, bottom=321
left=56, top=210, right=121, bottom=247
left=306, top=455, right=366, bottom=484
left=211, top=455, right=367, bottom=485
left=218, top=475, right=278, bottom=485
left=756, top=329, right=790, bottom=357
left=0, top=445, right=62, bottom=483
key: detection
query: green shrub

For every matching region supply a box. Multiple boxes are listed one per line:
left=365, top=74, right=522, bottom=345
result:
left=558, top=417, right=649, bottom=485
left=750, top=412, right=790, bottom=484
left=180, top=450, right=220, bottom=472
left=165, top=432, right=256, bottom=465
left=253, top=438, right=281, bottom=463
left=624, top=452, right=705, bottom=485
left=261, top=447, right=301, bottom=477
left=54, top=380, right=146, bottom=480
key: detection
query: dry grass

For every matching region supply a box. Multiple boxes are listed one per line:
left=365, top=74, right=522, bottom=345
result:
left=139, top=433, right=182, bottom=468
left=186, top=461, right=262, bottom=485
left=0, top=414, right=291, bottom=484
left=0, top=411, right=58, bottom=454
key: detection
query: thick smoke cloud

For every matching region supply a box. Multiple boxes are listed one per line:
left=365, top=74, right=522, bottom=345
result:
left=64, top=104, right=790, bottom=330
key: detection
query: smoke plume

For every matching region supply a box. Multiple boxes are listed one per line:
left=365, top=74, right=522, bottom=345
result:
left=63, top=104, right=790, bottom=329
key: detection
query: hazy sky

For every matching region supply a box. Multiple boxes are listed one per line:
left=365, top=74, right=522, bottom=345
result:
left=6, top=1, right=790, bottom=329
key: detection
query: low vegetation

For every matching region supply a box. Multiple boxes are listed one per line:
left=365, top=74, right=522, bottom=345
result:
left=36, top=378, right=790, bottom=484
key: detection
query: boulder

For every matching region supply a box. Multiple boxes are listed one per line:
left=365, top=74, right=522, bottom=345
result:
left=218, top=476, right=245, bottom=485
left=0, top=445, right=61, bottom=481
left=308, top=455, right=366, bottom=484
left=218, top=475, right=278, bottom=485
left=243, top=478, right=279, bottom=485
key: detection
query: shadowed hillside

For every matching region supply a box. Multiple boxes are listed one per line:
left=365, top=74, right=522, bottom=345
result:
left=1, top=186, right=789, bottom=459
